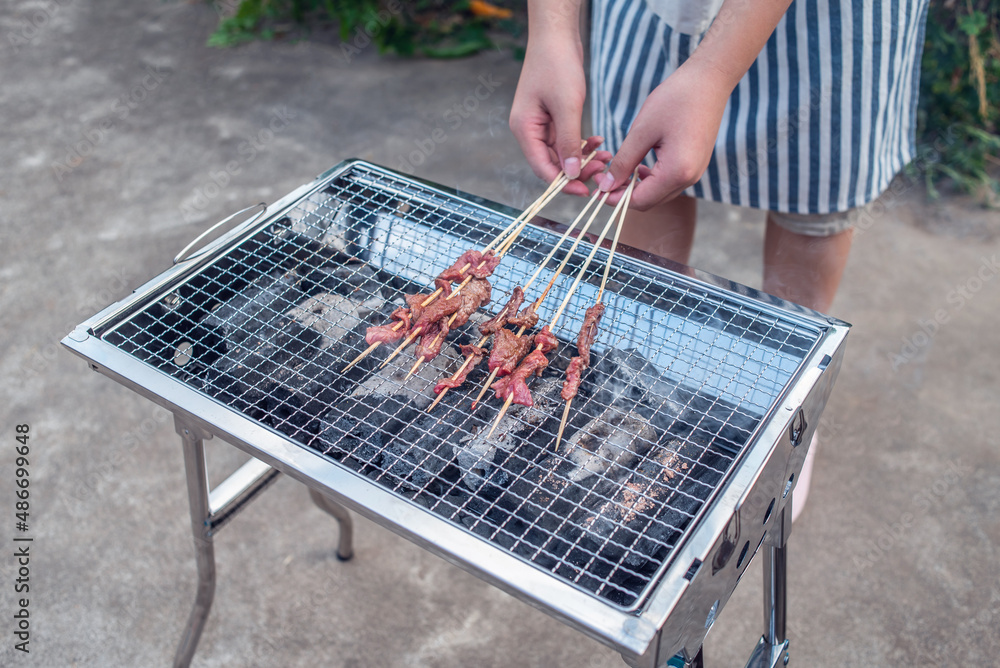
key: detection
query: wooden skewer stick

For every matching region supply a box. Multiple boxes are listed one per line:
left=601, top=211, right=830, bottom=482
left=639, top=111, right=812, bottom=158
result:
left=597, top=172, right=637, bottom=302
left=420, top=146, right=603, bottom=307
left=485, top=394, right=515, bottom=439
left=342, top=334, right=396, bottom=373
left=554, top=172, right=639, bottom=450
left=341, top=159, right=592, bottom=374
left=426, top=333, right=489, bottom=410
left=488, top=182, right=634, bottom=437
left=473, top=140, right=588, bottom=257
left=469, top=190, right=609, bottom=409
left=555, top=401, right=573, bottom=452
left=471, top=364, right=503, bottom=409
left=404, top=311, right=464, bottom=379
left=433, top=189, right=609, bottom=410
left=403, top=184, right=604, bottom=378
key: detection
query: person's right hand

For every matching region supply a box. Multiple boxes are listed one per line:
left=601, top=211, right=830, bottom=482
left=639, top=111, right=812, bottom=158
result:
left=509, top=34, right=608, bottom=196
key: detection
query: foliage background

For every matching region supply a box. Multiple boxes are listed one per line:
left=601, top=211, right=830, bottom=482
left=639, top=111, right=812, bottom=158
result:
left=208, top=0, right=1000, bottom=205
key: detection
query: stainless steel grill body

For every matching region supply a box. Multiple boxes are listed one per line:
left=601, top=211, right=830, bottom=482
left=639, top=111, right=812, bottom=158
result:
left=63, top=160, right=849, bottom=667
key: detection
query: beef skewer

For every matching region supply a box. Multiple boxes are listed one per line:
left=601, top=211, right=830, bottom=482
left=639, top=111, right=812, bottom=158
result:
left=373, top=146, right=607, bottom=372
left=426, top=287, right=524, bottom=411
left=340, top=144, right=602, bottom=373
left=469, top=189, right=611, bottom=409
left=424, top=185, right=615, bottom=410
left=485, top=185, right=633, bottom=438
left=404, top=277, right=492, bottom=379
left=555, top=172, right=638, bottom=449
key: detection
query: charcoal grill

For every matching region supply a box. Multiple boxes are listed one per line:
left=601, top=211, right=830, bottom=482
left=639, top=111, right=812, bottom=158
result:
left=62, top=159, right=849, bottom=668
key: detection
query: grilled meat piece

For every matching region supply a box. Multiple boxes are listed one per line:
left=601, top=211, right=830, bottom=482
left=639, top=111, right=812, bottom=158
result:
left=534, top=326, right=559, bottom=354
left=560, top=302, right=605, bottom=401
left=440, top=249, right=501, bottom=282
left=451, top=278, right=492, bottom=328
left=575, top=302, right=605, bottom=366
left=480, top=287, right=525, bottom=336
left=507, top=300, right=539, bottom=329
left=414, top=292, right=462, bottom=330
left=434, top=344, right=487, bottom=394
left=416, top=318, right=450, bottom=361
left=491, top=348, right=550, bottom=407
left=364, top=306, right=410, bottom=346
left=488, top=329, right=535, bottom=375
left=403, top=293, right=432, bottom=323
left=561, top=356, right=587, bottom=401
left=434, top=250, right=501, bottom=292
left=363, top=290, right=434, bottom=347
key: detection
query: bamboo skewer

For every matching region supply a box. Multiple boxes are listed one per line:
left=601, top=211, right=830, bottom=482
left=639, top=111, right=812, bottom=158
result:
left=468, top=189, right=609, bottom=409
left=425, top=184, right=612, bottom=405
left=417, top=144, right=600, bottom=307
left=486, top=184, right=634, bottom=438
left=371, top=148, right=605, bottom=371
left=554, top=172, right=638, bottom=450
left=339, top=162, right=583, bottom=374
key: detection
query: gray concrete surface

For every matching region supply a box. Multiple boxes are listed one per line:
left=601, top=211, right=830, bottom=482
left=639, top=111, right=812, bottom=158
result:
left=1, top=1, right=998, bottom=666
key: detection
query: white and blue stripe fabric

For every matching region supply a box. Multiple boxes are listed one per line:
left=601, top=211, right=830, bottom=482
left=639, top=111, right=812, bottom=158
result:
left=590, top=0, right=931, bottom=214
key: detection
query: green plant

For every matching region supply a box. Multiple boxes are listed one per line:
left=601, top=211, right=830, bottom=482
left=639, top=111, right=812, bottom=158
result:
left=206, top=0, right=522, bottom=58
left=916, top=0, right=1000, bottom=204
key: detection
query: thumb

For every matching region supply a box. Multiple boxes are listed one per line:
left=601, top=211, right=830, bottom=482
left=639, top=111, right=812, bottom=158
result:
left=597, top=131, right=651, bottom=192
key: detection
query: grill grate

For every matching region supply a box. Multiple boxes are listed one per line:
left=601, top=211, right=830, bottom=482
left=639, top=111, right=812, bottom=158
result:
left=100, top=164, right=821, bottom=608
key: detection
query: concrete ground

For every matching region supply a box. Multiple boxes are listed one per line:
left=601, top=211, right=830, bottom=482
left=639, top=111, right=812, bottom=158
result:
left=2, top=1, right=998, bottom=666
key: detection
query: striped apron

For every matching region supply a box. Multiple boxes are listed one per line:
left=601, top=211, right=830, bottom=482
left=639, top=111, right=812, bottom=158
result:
left=590, top=0, right=930, bottom=214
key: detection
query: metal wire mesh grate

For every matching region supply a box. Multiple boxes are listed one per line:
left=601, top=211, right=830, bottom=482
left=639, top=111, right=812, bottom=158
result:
left=100, top=164, right=821, bottom=609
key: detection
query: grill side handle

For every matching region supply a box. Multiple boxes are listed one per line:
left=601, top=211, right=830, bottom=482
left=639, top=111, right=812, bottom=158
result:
left=173, top=202, right=268, bottom=264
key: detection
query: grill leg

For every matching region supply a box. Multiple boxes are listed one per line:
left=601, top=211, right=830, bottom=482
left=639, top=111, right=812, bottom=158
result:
left=763, top=542, right=787, bottom=652
left=174, top=417, right=217, bottom=668
left=309, top=488, right=355, bottom=561
left=745, top=504, right=791, bottom=668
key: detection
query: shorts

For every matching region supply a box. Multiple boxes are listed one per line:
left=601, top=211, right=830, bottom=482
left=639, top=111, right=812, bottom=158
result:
left=768, top=208, right=854, bottom=237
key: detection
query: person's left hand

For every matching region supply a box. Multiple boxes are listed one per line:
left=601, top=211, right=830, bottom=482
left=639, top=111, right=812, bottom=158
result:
left=594, top=62, right=731, bottom=209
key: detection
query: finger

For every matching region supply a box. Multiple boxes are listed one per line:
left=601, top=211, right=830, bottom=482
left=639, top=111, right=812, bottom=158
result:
left=582, top=135, right=606, bottom=155
left=510, top=113, right=562, bottom=184
left=579, top=159, right=608, bottom=184
left=626, top=181, right=686, bottom=211
left=551, top=105, right=584, bottom=179
left=596, top=126, right=657, bottom=193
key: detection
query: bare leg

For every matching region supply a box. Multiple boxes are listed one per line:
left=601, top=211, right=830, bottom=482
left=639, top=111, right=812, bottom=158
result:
left=762, top=215, right=853, bottom=313
left=616, top=194, right=697, bottom=264
left=763, top=215, right=853, bottom=521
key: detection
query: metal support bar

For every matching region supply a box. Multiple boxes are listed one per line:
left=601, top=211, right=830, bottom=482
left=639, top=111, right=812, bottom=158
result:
left=309, top=488, right=355, bottom=561
left=744, top=504, right=791, bottom=668
left=207, top=457, right=280, bottom=533
left=170, top=412, right=357, bottom=667
left=173, top=415, right=216, bottom=668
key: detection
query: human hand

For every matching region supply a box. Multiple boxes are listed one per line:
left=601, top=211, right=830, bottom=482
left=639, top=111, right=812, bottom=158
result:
left=509, top=35, right=610, bottom=196
left=595, top=63, right=731, bottom=209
